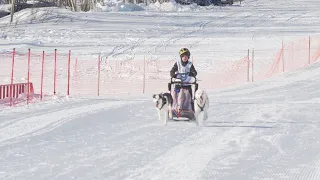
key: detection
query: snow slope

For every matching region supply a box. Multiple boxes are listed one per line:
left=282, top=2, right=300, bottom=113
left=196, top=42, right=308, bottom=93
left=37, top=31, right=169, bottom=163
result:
left=1, top=0, right=319, bottom=60
left=1, top=0, right=319, bottom=96
left=1, top=60, right=320, bottom=180
left=1, top=0, right=320, bottom=179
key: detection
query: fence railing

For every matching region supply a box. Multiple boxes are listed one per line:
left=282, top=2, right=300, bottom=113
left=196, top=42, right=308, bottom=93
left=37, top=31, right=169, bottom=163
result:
left=1, top=35, right=320, bottom=106
left=0, top=82, right=34, bottom=106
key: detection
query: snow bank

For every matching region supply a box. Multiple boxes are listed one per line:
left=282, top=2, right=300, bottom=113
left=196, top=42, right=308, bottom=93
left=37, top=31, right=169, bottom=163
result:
left=92, top=0, right=220, bottom=12
left=93, top=2, right=144, bottom=12
left=0, top=3, right=11, bottom=13
left=146, top=1, right=200, bottom=12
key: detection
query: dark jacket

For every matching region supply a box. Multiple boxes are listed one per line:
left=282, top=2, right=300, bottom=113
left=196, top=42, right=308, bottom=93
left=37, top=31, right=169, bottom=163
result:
left=170, top=60, right=197, bottom=78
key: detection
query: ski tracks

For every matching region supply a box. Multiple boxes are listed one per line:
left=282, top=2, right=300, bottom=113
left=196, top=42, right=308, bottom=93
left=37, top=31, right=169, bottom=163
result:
left=125, top=126, right=250, bottom=180
left=0, top=99, right=106, bottom=129
left=0, top=100, right=133, bottom=146
left=103, top=15, right=214, bottom=61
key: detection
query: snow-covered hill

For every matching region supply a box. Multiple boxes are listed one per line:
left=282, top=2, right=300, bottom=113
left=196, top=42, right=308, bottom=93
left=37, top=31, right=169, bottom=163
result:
left=1, top=0, right=320, bottom=179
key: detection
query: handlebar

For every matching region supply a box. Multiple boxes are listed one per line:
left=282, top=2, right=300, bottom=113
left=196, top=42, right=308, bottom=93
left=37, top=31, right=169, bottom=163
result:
left=170, top=77, right=197, bottom=85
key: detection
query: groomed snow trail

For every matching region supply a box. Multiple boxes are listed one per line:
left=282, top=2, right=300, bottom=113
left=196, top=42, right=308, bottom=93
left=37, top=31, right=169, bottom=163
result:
left=1, top=0, right=320, bottom=179
left=1, top=62, right=320, bottom=180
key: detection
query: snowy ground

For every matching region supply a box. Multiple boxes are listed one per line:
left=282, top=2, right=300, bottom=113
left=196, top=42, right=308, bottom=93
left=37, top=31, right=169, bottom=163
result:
left=1, top=0, right=320, bottom=59
left=1, top=0, right=320, bottom=95
left=1, top=61, right=320, bottom=179
left=1, top=0, right=320, bottom=179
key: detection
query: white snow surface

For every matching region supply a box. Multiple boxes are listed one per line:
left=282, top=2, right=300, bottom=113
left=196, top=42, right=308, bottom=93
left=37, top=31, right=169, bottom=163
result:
left=1, top=0, right=320, bottom=179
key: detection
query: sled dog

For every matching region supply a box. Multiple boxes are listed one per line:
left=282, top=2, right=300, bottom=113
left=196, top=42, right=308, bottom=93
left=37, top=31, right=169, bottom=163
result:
left=194, top=89, right=209, bottom=124
left=152, top=93, right=173, bottom=125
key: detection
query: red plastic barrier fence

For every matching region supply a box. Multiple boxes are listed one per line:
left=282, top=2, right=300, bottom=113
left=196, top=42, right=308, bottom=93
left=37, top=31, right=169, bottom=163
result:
left=251, top=36, right=320, bottom=81
left=1, top=35, right=319, bottom=106
left=0, top=83, right=34, bottom=106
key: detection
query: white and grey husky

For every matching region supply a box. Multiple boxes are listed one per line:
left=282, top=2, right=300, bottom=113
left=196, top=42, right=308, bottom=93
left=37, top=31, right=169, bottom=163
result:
left=152, top=93, right=173, bottom=125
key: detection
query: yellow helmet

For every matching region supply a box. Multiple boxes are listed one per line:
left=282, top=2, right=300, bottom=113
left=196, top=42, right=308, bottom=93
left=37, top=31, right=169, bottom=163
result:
left=179, top=48, right=190, bottom=58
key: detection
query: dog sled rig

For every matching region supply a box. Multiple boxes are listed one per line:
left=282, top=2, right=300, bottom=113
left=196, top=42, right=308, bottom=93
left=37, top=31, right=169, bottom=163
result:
left=168, top=74, right=198, bottom=121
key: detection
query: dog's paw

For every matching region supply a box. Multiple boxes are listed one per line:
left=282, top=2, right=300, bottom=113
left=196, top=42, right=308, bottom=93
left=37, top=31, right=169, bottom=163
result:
left=194, top=119, right=200, bottom=126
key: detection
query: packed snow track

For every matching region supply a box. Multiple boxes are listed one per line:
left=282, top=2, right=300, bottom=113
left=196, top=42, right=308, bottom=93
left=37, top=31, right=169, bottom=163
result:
left=1, top=61, right=320, bottom=179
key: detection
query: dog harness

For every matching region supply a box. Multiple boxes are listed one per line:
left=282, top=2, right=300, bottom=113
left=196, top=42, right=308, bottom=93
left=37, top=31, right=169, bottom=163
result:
left=156, top=98, right=167, bottom=110
left=197, top=103, right=205, bottom=112
left=196, top=96, right=205, bottom=111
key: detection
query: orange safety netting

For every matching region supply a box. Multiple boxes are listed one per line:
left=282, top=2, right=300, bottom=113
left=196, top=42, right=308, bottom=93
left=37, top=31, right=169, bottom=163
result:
left=1, top=35, right=320, bottom=106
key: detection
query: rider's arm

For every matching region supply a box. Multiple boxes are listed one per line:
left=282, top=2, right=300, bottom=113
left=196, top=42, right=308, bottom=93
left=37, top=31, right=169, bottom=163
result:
left=189, top=64, right=197, bottom=77
left=170, top=62, right=178, bottom=78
